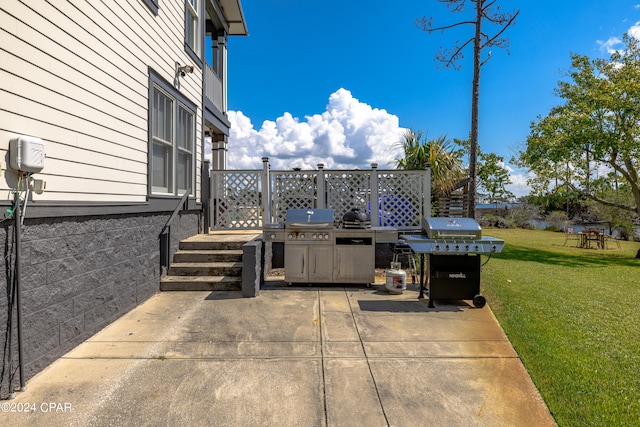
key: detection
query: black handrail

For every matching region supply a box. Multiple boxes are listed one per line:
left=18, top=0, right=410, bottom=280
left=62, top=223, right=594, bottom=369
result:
left=159, top=190, right=190, bottom=268
left=160, top=190, right=191, bottom=236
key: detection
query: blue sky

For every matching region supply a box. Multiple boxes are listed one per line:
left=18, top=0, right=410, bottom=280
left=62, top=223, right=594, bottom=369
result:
left=224, top=0, right=640, bottom=197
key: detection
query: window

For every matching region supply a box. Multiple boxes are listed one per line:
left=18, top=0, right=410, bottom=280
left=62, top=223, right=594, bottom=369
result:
left=185, top=0, right=200, bottom=57
left=150, top=76, right=196, bottom=196
left=176, top=106, right=194, bottom=193
left=152, top=88, right=174, bottom=193
left=143, top=0, right=159, bottom=15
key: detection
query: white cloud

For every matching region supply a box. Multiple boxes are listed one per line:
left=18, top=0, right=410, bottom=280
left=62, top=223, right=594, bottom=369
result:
left=221, top=87, right=534, bottom=197
left=226, top=88, right=405, bottom=171
left=506, top=172, right=533, bottom=199
left=628, top=21, right=640, bottom=40
left=597, top=22, right=640, bottom=55
left=597, top=36, right=623, bottom=54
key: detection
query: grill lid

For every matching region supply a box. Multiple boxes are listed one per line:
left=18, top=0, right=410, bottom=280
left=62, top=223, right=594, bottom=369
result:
left=422, top=217, right=482, bottom=239
left=342, top=208, right=371, bottom=229
left=285, top=209, right=334, bottom=229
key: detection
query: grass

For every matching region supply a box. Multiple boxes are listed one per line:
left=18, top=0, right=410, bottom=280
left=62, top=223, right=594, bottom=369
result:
left=479, top=228, right=640, bottom=427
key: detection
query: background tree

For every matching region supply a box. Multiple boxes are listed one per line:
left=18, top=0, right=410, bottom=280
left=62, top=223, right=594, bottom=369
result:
left=519, top=34, right=640, bottom=217
left=586, top=175, right=636, bottom=238
left=395, top=129, right=465, bottom=195
left=416, top=0, right=519, bottom=219
left=477, top=151, right=514, bottom=208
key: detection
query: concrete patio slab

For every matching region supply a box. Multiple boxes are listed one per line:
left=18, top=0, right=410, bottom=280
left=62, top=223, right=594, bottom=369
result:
left=2, top=286, right=556, bottom=426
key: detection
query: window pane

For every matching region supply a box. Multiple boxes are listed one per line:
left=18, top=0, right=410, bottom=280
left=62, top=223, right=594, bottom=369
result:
left=186, top=0, right=200, bottom=55
left=177, top=106, right=194, bottom=150
left=186, top=17, right=193, bottom=46
left=152, top=86, right=174, bottom=193
left=177, top=150, right=192, bottom=193
left=152, top=141, right=173, bottom=193
left=177, top=105, right=194, bottom=193
left=153, top=88, right=173, bottom=143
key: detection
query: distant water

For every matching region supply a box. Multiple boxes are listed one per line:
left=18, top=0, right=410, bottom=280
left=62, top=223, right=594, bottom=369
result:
left=528, top=220, right=640, bottom=239
left=476, top=203, right=519, bottom=209
left=476, top=203, right=639, bottom=238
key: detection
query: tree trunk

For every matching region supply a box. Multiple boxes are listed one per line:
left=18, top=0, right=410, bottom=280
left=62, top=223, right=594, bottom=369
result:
left=469, top=1, right=482, bottom=219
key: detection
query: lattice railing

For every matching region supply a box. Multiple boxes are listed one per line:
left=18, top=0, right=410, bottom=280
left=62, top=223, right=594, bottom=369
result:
left=325, top=171, right=372, bottom=224
left=210, top=160, right=430, bottom=230
left=376, top=171, right=424, bottom=228
left=211, top=170, right=262, bottom=229
left=271, top=171, right=318, bottom=224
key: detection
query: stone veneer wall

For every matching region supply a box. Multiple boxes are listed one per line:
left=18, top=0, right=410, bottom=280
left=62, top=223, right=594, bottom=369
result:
left=0, top=211, right=199, bottom=398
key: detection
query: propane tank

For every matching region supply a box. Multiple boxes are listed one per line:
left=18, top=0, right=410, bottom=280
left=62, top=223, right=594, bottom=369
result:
left=385, top=262, right=407, bottom=294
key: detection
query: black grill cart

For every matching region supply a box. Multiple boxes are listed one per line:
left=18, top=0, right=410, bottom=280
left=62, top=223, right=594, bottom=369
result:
left=403, top=218, right=504, bottom=308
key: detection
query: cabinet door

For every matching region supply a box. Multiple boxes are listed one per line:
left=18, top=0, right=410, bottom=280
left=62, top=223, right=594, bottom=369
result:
left=285, top=245, right=308, bottom=282
left=309, top=246, right=333, bottom=282
left=335, top=246, right=375, bottom=283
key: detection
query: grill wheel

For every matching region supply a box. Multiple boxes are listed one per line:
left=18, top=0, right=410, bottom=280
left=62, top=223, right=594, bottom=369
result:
left=473, top=294, right=486, bottom=308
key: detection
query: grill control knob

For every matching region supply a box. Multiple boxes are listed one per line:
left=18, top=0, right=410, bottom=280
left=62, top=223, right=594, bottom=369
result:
left=454, top=245, right=460, bottom=251
left=491, top=245, right=497, bottom=252
left=445, top=245, right=450, bottom=251
left=270, top=234, right=276, bottom=240
left=464, top=245, right=470, bottom=252
left=434, top=244, right=440, bottom=251
left=474, top=245, right=480, bottom=252
left=288, top=234, right=294, bottom=240
left=312, top=234, right=317, bottom=239
left=324, top=233, right=330, bottom=240
left=299, top=233, right=305, bottom=240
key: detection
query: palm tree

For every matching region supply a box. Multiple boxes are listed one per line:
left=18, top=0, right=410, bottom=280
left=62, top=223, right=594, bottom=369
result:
left=395, top=129, right=465, bottom=196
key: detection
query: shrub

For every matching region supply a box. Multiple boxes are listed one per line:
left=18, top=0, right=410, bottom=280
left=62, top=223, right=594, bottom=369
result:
left=544, top=210, right=568, bottom=231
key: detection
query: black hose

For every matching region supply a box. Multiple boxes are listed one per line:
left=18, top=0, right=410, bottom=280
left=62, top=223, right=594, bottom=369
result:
left=14, top=190, right=25, bottom=391
left=1, top=221, right=16, bottom=399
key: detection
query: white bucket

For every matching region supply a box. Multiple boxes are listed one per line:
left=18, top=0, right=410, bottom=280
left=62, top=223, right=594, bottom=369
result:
left=385, top=262, right=407, bottom=294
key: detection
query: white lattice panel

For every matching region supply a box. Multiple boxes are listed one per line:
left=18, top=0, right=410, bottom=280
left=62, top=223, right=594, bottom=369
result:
left=377, top=172, right=424, bottom=227
left=211, top=171, right=262, bottom=229
left=325, top=171, right=371, bottom=223
left=271, top=171, right=318, bottom=224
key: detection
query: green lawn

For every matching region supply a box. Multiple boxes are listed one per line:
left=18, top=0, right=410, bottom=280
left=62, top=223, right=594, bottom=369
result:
left=479, top=228, right=640, bottom=427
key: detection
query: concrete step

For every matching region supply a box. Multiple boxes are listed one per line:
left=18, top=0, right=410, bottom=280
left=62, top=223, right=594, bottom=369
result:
left=179, top=234, right=258, bottom=251
left=160, top=233, right=260, bottom=293
left=160, top=275, right=242, bottom=291
left=168, top=262, right=243, bottom=277
left=172, top=249, right=243, bottom=263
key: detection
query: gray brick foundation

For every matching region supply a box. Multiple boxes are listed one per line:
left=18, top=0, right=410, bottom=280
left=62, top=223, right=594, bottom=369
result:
left=0, top=210, right=198, bottom=398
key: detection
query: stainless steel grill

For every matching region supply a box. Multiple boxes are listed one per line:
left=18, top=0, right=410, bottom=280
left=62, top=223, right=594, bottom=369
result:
left=277, top=209, right=375, bottom=284
left=285, top=209, right=334, bottom=230
left=402, top=217, right=505, bottom=308
left=403, top=218, right=504, bottom=254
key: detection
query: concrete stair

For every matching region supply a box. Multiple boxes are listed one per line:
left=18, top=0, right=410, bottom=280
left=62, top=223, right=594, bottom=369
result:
left=160, top=233, right=260, bottom=291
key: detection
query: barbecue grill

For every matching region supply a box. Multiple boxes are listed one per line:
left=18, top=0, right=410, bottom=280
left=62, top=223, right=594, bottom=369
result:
left=278, top=209, right=376, bottom=284
left=402, top=217, right=504, bottom=308
left=341, top=208, right=372, bottom=229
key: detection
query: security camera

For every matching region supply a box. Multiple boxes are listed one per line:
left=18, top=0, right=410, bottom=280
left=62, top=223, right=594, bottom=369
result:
left=176, top=64, right=194, bottom=78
